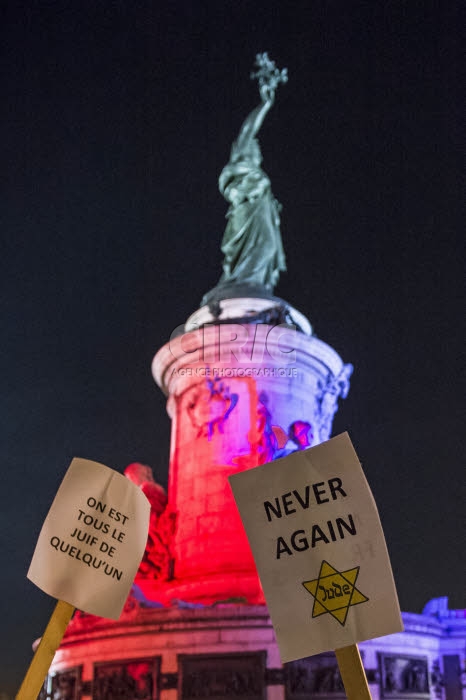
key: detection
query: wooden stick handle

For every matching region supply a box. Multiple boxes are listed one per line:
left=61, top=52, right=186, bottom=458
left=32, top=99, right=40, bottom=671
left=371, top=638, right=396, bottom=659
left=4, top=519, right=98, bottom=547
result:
left=335, top=643, right=372, bottom=700
left=16, top=600, right=75, bottom=700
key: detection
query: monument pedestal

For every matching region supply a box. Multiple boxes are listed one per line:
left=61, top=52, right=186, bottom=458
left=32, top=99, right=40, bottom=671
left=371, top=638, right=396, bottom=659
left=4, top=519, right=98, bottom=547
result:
left=49, top=599, right=465, bottom=700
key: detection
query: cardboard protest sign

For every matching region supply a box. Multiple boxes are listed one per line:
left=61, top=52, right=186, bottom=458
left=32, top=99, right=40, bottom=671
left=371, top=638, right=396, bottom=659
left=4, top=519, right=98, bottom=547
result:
left=27, top=458, right=150, bottom=619
left=229, top=432, right=403, bottom=663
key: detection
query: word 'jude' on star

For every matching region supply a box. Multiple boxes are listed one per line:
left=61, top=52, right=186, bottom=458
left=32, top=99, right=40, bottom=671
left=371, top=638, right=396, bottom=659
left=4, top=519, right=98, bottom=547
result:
left=302, top=560, right=369, bottom=626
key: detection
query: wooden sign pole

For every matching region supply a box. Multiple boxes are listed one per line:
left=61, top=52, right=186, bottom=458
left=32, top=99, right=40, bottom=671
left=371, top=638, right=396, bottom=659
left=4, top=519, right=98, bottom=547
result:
left=335, top=643, right=372, bottom=700
left=16, top=600, right=75, bottom=700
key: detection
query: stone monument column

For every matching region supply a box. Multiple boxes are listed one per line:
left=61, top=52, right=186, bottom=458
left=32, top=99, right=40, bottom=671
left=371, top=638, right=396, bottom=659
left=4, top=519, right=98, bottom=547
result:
left=150, top=298, right=352, bottom=604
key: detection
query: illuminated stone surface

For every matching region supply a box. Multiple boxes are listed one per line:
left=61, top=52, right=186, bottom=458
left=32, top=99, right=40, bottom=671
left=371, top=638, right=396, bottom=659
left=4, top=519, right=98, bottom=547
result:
left=145, top=298, right=351, bottom=605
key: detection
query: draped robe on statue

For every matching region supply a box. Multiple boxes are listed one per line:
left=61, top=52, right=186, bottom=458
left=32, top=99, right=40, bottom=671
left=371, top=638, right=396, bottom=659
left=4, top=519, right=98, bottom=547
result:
left=216, top=97, right=286, bottom=296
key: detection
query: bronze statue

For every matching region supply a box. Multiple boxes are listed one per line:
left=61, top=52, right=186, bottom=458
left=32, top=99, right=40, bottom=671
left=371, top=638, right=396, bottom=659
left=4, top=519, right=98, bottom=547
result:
left=216, top=53, right=288, bottom=293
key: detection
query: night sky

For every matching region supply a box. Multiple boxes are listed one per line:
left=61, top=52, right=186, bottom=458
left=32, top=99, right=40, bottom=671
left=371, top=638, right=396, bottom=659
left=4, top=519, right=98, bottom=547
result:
left=2, top=1, right=464, bottom=694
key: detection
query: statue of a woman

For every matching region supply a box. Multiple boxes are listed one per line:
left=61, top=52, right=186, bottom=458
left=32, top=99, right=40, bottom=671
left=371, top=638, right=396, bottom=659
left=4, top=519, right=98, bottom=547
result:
left=216, top=54, right=287, bottom=294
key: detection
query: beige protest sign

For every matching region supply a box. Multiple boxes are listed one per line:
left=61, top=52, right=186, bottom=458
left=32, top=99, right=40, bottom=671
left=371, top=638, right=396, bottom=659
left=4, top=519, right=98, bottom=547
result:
left=27, top=458, right=150, bottom=619
left=229, top=432, right=403, bottom=663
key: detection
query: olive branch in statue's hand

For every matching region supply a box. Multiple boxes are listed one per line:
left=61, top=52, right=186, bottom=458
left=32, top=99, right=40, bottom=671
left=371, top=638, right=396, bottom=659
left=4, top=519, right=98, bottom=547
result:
left=251, top=52, right=288, bottom=103
left=232, top=52, right=288, bottom=161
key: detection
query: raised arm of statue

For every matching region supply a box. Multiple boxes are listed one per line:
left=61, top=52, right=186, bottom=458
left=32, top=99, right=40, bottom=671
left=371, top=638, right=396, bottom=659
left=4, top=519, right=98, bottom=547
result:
left=231, top=54, right=287, bottom=162
left=233, top=92, right=274, bottom=159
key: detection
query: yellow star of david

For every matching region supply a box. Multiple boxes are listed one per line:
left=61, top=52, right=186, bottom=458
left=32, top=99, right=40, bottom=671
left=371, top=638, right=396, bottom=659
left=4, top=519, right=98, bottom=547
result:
left=302, top=560, right=369, bottom=626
